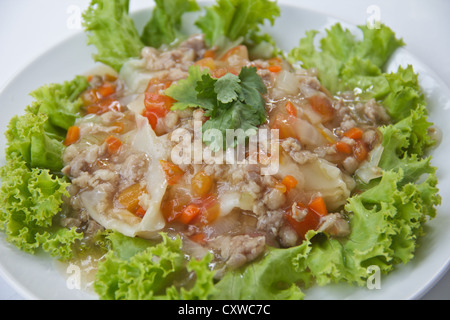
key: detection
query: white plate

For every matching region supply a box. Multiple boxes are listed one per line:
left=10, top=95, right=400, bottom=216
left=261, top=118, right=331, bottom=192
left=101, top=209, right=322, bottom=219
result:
left=0, top=2, right=449, bottom=300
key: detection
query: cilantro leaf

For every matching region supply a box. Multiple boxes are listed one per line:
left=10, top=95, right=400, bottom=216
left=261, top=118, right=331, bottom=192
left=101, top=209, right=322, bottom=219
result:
left=214, top=73, right=242, bottom=104
left=165, top=66, right=267, bottom=150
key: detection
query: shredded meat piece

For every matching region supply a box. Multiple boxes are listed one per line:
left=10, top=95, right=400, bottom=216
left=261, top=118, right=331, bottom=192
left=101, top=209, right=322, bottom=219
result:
left=210, top=234, right=266, bottom=271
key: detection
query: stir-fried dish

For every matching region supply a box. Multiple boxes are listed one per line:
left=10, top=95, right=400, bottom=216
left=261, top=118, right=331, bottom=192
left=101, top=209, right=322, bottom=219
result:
left=0, top=0, right=441, bottom=300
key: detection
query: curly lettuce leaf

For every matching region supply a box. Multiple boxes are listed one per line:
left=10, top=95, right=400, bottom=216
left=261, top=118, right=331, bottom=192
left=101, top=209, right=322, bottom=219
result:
left=212, top=238, right=314, bottom=300
left=94, top=232, right=216, bottom=300
left=288, top=23, right=404, bottom=94
left=0, top=153, right=82, bottom=260
left=5, top=76, right=89, bottom=172
left=141, top=0, right=200, bottom=48
left=195, top=0, right=280, bottom=57
left=83, top=0, right=144, bottom=71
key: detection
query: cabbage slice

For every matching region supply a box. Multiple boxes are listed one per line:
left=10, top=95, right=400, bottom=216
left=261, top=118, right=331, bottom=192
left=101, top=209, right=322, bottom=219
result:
left=79, top=115, right=169, bottom=239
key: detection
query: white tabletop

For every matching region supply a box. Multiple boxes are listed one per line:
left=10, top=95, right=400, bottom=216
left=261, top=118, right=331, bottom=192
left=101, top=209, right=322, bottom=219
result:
left=0, top=0, right=449, bottom=300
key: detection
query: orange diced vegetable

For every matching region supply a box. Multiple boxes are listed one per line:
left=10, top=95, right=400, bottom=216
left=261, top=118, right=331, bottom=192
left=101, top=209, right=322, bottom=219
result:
left=210, top=68, right=228, bottom=79
left=285, top=101, right=297, bottom=117
left=335, top=141, right=353, bottom=154
left=204, top=49, right=216, bottom=59
left=196, top=194, right=220, bottom=225
left=220, top=45, right=248, bottom=61
left=105, top=135, right=122, bottom=154
left=112, top=122, right=125, bottom=133
left=142, top=92, right=174, bottom=130
left=178, top=204, right=201, bottom=224
left=308, top=197, right=328, bottom=216
left=344, top=127, right=364, bottom=140
left=191, top=171, right=213, bottom=197
left=64, top=126, right=80, bottom=146
left=97, top=82, right=116, bottom=97
left=190, top=233, right=207, bottom=245
left=353, top=139, right=369, bottom=162
left=160, top=160, right=185, bottom=185
left=308, top=95, right=334, bottom=122
left=135, top=206, right=147, bottom=218
left=268, top=65, right=282, bottom=73
left=275, top=183, right=287, bottom=194
left=117, top=184, right=147, bottom=213
left=195, top=57, right=216, bottom=70
left=282, top=175, right=298, bottom=192
left=285, top=203, right=322, bottom=240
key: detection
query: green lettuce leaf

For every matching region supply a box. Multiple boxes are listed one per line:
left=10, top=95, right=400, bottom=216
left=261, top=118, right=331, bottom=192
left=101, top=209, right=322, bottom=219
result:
left=212, top=236, right=314, bottom=300
left=0, top=153, right=82, bottom=260
left=195, top=0, right=280, bottom=57
left=141, top=0, right=200, bottom=48
left=83, top=0, right=144, bottom=71
left=94, top=232, right=216, bottom=300
left=5, top=76, right=89, bottom=172
left=288, top=23, right=404, bottom=94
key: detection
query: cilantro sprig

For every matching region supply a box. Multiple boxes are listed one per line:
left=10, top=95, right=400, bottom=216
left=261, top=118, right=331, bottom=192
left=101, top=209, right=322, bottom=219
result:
left=165, top=66, right=267, bottom=150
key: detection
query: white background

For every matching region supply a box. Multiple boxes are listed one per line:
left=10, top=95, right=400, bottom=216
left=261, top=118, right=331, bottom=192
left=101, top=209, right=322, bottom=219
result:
left=0, top=0, right=449, bottom=300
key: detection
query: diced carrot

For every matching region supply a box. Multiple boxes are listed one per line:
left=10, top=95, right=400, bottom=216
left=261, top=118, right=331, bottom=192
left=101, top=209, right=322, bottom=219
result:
left=160, top=160, right=185, bottom=185
left=195, top=57, right=216, bottom=70
left=308, top=197, right=328, bottom=216
left=210, top=68, right=228, bottom=78
left=308, top=95, right=334, bottom=122
left=97, top=82, right=116, bottom=97
left=353, top=139, right=369, bottom=162
left=117, top=184, right=146, bottom=213
left=190, top=233, right=207, bottom=245
left=335, top=141, right=353, bottom=154
left=282, top=175, right=298, bottom=192
left=203, top=49, right=216, bottom=59
left=220, top=45, right=248, bottom=61
left=195, top=194, right=220, bottom=225
left=64, top=126, right=80, bottom=146
left=135, top=206, right=147, bottom=218
left=344, top=127, right=364, bottom=140
left=105, top=135, right=122, bottom=154
left=285, top=101, right=297, bottom=117
left=285, top=203, right=322, bottom=240
left=112, top=122, right=125, bottom=133
left=275, top=183, right=287, bottom=194
left=191, top=171, right=213, bottom=197
left=268, top=65, right=282, bottom=73
left=178, top=204, right=201, bottom=224
left=268, top=57, right=282, bottom=66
